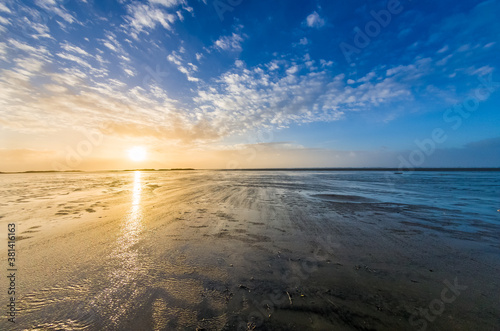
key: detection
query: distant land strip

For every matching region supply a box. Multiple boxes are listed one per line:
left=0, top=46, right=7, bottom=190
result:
left=2, top=167, right=500, bottom=174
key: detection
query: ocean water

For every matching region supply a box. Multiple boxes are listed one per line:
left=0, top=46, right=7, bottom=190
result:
left=303, top=171, right=500, bottom=224
left=221, top=170, right=500, bottom=227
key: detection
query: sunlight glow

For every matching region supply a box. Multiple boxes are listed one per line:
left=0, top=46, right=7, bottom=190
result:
left=128, top=146, right=147, bottom=162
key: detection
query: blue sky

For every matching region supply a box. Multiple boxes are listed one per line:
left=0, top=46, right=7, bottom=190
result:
left=0, top=0, right=499, bottom=170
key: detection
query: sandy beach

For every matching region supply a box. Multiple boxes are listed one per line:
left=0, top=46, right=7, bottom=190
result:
left=1, top=170, right=499, bottom=330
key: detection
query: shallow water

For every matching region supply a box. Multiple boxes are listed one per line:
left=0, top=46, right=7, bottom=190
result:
left=302, top=171, right=500, bottom=220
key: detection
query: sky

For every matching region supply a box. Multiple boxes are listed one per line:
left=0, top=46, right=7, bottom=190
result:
left=0, top=0, right=499, bottom=171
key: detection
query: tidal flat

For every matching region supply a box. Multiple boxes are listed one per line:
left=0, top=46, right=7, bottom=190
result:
left=0, top=170, right=499, bottom=330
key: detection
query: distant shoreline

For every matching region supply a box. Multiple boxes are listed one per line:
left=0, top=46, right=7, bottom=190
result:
left=1, top=167, right=500, bottom=174
left=0, top=168, right=195, bottom=174
left=218, top=167, right=500, bottom=172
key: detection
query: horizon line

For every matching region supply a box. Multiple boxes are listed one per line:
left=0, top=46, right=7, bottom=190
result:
left=2, top=167, right=500, bottom=174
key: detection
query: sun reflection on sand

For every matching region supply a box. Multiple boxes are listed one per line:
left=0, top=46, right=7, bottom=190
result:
left=116, top=171, right=144, bottom=249
left=115, top=170, right=145, bottom=262
left=125, top=171, right=143, bottom=243
left=86, top=171, right=148, bottom=328
left=132, top=170, right=142, bottom=207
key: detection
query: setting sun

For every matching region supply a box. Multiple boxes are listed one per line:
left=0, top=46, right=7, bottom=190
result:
left=128, top=146, right=147, bottom=162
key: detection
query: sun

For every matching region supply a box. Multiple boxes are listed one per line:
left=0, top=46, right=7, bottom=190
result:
left=128, top=146, right=147, bottom=162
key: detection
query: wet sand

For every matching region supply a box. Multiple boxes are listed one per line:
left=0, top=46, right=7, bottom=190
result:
left=0, top=170, right=499, bottom=330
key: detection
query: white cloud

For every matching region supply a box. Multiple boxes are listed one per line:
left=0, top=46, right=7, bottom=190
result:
left=176, top=10, right=184, bottom=21
left=320, top=59, right=333, bottom=67
left=286, top=65, right=299, bottom=75
left=124, top=68, right=135, bottom=77
left=14, top=57, right=45, bottom=73
left=60, top=42, right=90, bottom=57
left=150, top=0, right=186, bottom=7
left=457, top=44, right=470, bottom=52
left=34, top=0, right=76, bottom=24
left=436, top=54, right=453, bottom=66
left=56, top=52, right=93, bottom=69
left=0, top=3, right=11, bottom=14
left=54, top=51, right=108, bottom=78
left=0, top=16, right=10, bottom=26
left=44, top=84, right=68, bottom=93
left=124, top=1, right=189, bottom=38
left=191, top=60, right=414, bottom=138
left=467, top=65, right=494, bottom=76
left=267, top=61, right=279, bottom=71
left=0, top=42, right=7, bottom=60
left=125, top=3, right=176, bottom=38
left=214, top=33, right=244, bottom=52
left=120, top=55, right=131, bottom=62
left=437, top=45, right=449, bottom=53
left=186, top=75, right=199, bottom=82
left=385, top=58, right=432, bottom=80
left=167, top=50, right=200, bottom=82
left=357, top=71, right=376, bottom=83
left=49, top=68, right=87, bottom=87
left=28, top=20, right=49, bottom=35
left=100, top=32, right=125, bottom=54
left=167, top=52, right=183, bottom=66
left=305, top=11, right=325, bottom=28
left=8, top=39, right=50, bottom=59
left=95, top=54, right=108, bottom=65
left=103, top=42, right=117, bottom=52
